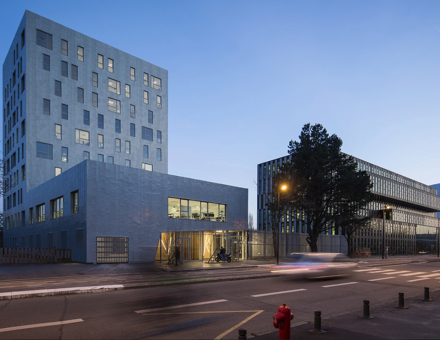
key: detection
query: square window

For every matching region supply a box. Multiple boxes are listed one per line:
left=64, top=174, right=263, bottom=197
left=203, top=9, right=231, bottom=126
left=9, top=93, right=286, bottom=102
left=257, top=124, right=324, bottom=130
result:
left=98, top=54, right=103, bottom=69
left=78, top=46, right=84, bottom=62
left=36, top=29, right=52, bottom=49
left=142, top=127, right=153, bottom=141
left=151, top=76, right=162, bottom=90
left=108, top=78, right=120, bottom=94
left=75, top=129, right=90, bottom=145
left=61, top=39, right=68, bottom=56
left=36, top=142, right=53, bottom=159
left=125, top=159, right=131, bottom=167
left=142, top=162, right=152, bottom=171
left=83, top=151, right=90, bottom=160
left=130, top=123, right=135, bottom=137
left=98, top=114, right=104, bottom=129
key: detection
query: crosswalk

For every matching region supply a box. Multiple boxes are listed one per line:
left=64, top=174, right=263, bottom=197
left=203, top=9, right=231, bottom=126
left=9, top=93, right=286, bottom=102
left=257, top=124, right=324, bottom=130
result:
left=354, top=268, right=440, bottom=283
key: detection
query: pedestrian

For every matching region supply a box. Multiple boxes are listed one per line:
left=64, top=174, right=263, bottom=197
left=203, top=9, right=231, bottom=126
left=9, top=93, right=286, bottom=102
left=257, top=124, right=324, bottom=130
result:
left=220, top=246, right=226, bottom=262
left=175, top=245, right=181, bottom=265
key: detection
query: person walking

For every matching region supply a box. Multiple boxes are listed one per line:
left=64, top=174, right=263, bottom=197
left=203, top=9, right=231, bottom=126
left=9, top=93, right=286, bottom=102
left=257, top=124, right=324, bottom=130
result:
left=220, top=246, right=226, bottom=262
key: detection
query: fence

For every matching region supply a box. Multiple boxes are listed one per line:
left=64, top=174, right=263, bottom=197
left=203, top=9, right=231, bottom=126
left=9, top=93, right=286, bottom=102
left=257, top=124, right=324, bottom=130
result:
left=0, top=248, right=72, bottom=264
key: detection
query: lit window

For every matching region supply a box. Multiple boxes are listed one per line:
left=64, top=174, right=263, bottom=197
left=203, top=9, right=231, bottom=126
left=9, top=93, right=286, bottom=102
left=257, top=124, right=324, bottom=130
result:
left=151, top=76, right=162, bottom=91
left=130, top=104, right=135, bottom=118
left=98, top=114, right=104, bottom=129
left=157, top=130, right=162, bottom=143
left=61, top=39, right=68, bottom=55
left=143, top=145, right=149, bottom=158
left=83, top=151, right=90, bottom=160
left=143, top=72, right=149, bottom=86
left=55, top=124, right=62, bottom=139
left=115, top=119, right=121, bottom=133
left=36, top=203, right=46, bottom=223
left=98, top=134, right=104, bottom=148
left=125, top=84, right=131, bottom=98
left=61, top=61, right=68, bottom=77
left=51, top=197, right=63, bottom=219
left=36, top=29, right=52, bottom=49
left=115, top=138, right=121, bottom=152
left=157, top=95, right=162, bottom=108
left=98, top=154, right=104, bottom=162
left=98, top=54, right=104, bottom=69
left=75, top=129, right=90, bottom=145
left=78, top=46, right=84, bottom=61
left=71, top=64, right=78, bottom=80
left=71, top=191, right=78, bottom=214
left=92, top=92, right=98, bottom=107
left=125, top=141, right=131, bottom=154
left=83, top=110, right=90, bottom=125
left=148, top=110, right=153, bottom=124
left=143, top=91, right=149, bottom=104
left=43, top=54, right=50, bottom=71
left=108, top=98, right=121, bottom=114
left=130, top=123, right=135, bottom=137
left=108, top=78, right=120, bottom=94
left=36, top=142, right=53, bottom=159
left=130, top=67, right=135, bottom=81
left=142, top=127, right=153, bottom=141
left=55, top=80, right=62, bottom=96
left=157, top=148, right=162, bottom=161
left=92, top=72, right=98, bottom=87
left=43, top=99, right=50, bottom=115
left=142, top=163, right=152, bottom=171
left=78, top=46, right=84, bottom=62
left=108, top=58, right=114, bottom=73
left=61, top=147, right=68, bottom=162
left=55, top=167, right=62, bottom=176
left=61, top=104, right=68, bottom=120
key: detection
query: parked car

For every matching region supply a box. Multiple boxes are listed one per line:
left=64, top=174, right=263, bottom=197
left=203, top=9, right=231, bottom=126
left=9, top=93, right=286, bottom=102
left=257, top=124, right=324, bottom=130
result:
left=270, top=252, right=357, bottom=279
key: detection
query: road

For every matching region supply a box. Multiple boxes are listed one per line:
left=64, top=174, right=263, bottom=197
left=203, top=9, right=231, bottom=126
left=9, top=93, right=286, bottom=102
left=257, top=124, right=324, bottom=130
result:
left=0, top=261, right=439, bottom=339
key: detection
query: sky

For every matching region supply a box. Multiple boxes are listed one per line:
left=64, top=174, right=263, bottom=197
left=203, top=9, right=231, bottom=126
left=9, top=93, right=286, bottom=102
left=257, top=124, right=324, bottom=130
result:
left=2, top=0, right=440, bottom=221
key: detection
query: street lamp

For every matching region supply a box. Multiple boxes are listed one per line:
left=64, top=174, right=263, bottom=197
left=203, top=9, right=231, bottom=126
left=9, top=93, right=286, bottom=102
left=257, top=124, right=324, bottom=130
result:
left=277, top=184, right=288, bottom=265
left=382, top=205, right=391, bottom=259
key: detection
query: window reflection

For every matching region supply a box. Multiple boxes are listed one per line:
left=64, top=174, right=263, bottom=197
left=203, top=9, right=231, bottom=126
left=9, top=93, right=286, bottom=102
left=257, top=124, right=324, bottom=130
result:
left=168, top=197, right=226, bottom=222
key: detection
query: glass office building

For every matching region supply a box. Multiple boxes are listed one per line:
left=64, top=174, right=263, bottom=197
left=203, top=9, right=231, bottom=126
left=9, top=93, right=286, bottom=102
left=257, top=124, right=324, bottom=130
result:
left=257, top=155, right=440, bottom=255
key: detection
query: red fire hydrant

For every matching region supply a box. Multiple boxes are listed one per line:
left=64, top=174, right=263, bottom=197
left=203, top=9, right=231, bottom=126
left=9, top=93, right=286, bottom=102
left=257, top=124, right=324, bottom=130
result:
left=273, top=303, right=294, bottom=339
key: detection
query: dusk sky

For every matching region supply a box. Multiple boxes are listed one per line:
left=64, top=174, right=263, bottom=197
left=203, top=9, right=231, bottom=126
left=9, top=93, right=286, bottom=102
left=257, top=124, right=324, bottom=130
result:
left=2, top=1, right=440, bottom=221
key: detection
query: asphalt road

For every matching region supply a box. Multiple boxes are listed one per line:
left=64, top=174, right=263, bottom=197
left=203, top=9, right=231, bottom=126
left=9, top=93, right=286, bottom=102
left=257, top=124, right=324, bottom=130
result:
left=0, top=261, right=439, bottom=339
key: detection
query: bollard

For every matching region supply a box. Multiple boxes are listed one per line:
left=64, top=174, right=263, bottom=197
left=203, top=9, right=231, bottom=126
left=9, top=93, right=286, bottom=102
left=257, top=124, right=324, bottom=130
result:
left=422, top=287, right=433, bottom=302
left=238, top=329, right=247, bottom=340
left=360, top=300, right=374, bottom=319
left=309, top=310, right=326, bottom=333
left=395, top=292, right=408, bottom=309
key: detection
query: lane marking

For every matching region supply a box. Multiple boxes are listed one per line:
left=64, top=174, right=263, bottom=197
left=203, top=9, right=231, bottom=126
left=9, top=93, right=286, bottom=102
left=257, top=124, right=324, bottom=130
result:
left=215, top=310, right=264, bottom=340
left=251, top=289, right=307, bottom=298
left=407, top=278, right=430, bottom=283
left=432, top=270, right=440, bottom=273
left=368, top=277, right=396, bottom=282
left=353, top=269, right=379, bottom=272
left=0, top=285, right=124, bottom=299
left=0, top=319, right=83, bottom=333
left=135, top=299, right=228, bottom=314
left=143, top=310, right=261, bottom=315
left=365, top=270, right=396, bottom=274
left=399, top=272, right=426, bottom=276
left=416, top=273, right=440, bottom=278
left=383, top=271, right=410, bottom=275
left=322, top=282, right=358, bottom=288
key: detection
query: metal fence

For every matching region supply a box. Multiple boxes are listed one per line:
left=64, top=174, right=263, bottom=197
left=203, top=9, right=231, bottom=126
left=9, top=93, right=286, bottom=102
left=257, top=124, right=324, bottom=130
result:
left=0, top=248, right=72, bottom=264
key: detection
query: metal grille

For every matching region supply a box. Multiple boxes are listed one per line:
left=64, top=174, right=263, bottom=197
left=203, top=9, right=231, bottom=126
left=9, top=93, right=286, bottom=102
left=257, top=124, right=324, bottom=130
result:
left=96, top=237, right=129, bottom=263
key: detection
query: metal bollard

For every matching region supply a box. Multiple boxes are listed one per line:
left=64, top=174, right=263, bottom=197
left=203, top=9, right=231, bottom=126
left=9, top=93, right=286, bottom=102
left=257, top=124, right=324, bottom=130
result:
left=238, top=329, right=247, bottom=340
left=360, top=300, right=374, bottom=319
left=423, top=287, right=432, bottom=302
left=314, top=310, right=321, bottom=332
left=395, top=292, right=408, bottom=309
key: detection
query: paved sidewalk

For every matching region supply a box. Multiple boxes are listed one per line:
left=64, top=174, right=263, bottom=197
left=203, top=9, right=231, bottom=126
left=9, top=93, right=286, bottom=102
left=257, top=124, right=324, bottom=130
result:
left=0, top=254, right=439, bottom=300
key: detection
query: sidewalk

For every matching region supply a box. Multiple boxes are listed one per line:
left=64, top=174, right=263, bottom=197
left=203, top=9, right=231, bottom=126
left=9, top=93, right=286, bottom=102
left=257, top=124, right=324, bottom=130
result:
left=0, top=255, right=439, bottom=300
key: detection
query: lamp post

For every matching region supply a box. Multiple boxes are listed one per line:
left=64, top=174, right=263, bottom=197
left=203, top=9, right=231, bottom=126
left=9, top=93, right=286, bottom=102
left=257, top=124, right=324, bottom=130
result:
left=277, top=184, right=288, bottom=265
left=382, top=205, right=391, bottom=259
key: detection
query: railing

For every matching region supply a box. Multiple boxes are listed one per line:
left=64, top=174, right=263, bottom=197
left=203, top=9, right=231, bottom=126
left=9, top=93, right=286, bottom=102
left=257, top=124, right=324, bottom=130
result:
left=0, top=248, right=72, bottom=264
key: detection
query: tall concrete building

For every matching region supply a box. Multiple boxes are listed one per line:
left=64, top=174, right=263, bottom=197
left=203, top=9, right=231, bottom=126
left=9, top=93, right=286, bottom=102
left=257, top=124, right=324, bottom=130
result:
left=257, top=155, right=440, bottom=255
left=2, top=11, right=248, bottom=263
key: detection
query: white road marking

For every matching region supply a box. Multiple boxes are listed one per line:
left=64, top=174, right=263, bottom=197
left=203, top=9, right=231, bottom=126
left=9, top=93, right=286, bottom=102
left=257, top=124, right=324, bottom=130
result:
left=399, top=272, right=426, bottom=276
left=432, top=270, right=440, bottom=273
left=407, top=278, right=430, bottom=283
left=322, top=282, right=358, bottom=288
left=353, top=269, right=379, bottom=272
left=0, top=319, right=83, bottom=333
left=251, top=289, right=307, bottom=297
left=0, top=285, right=124, bottom=299
left=368, top=277, right=396, bottom=281
left=383, top=271, right=410, bottom=275
left=364, top=269, right=396, bottom=273
left=416, top=273, right=440, bottom=278
left=135, top=299, right=228, bottom=314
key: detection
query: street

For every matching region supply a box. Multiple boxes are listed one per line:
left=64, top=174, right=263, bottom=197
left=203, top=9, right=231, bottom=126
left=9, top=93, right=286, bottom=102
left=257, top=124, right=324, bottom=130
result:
left=0, top=260, right=440, bottom=339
